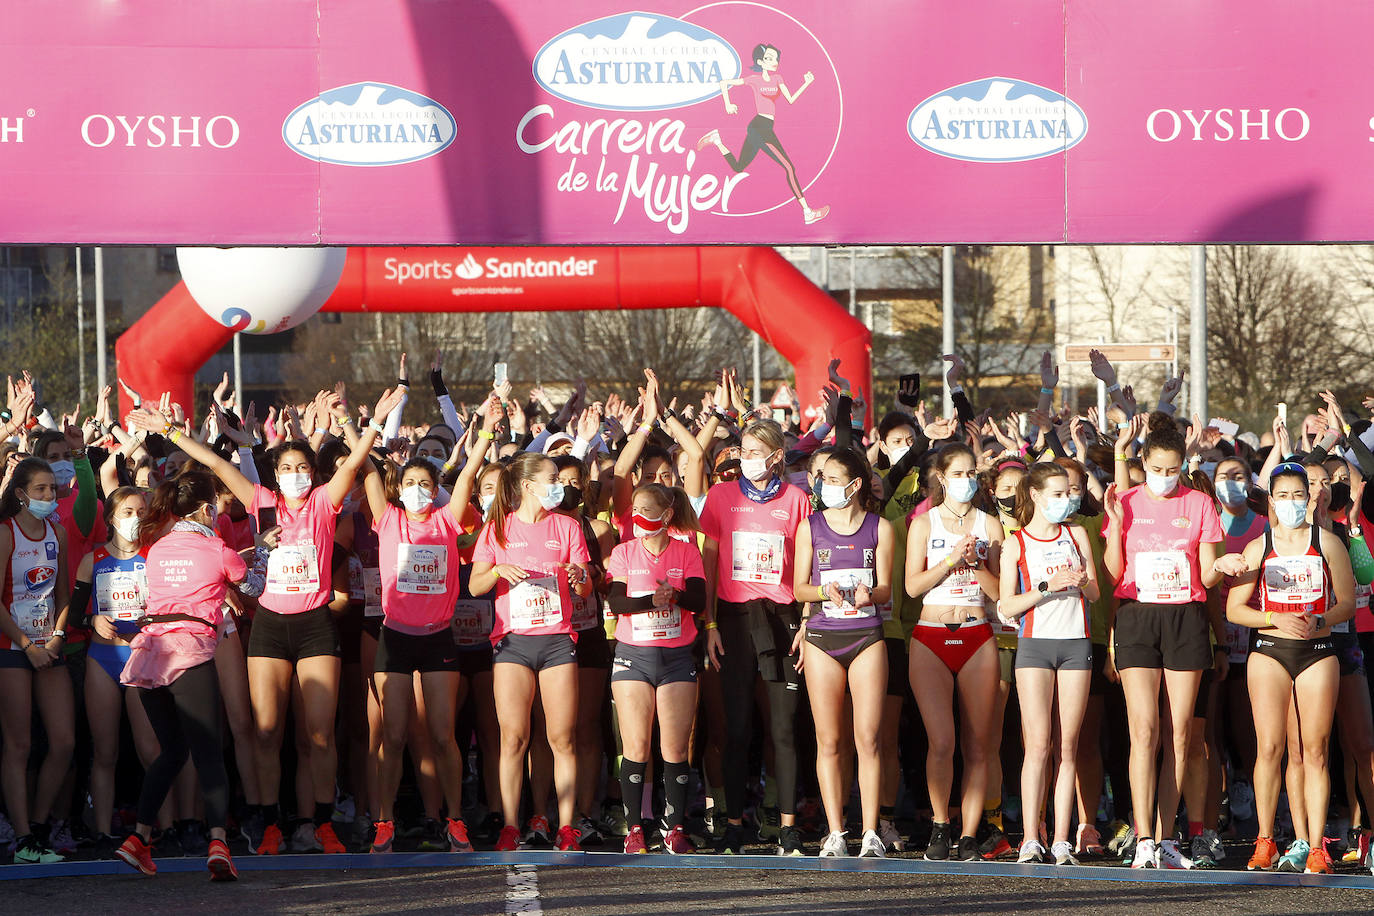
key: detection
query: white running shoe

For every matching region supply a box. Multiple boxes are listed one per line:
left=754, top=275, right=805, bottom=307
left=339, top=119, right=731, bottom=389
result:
left=858, top=830, right=886, bottom=858
left=804, top=205, right=831, bottom=225
left=1131, top=837, right=1159, bottom=869
left=819, top=831, right=849, bottom=858
left=1017, top=840, right=1046, bottom=864
left=877, top=818, right=904, bottom=853
left=1052, top=841, right=1079, bottom=866
left=695, top=129, right=721, bottom=152
left=1158, top=839, right=1194, bottom=870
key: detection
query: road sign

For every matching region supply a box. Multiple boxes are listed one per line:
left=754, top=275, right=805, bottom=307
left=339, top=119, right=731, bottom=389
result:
left=1063, top=343, right=1176, bottom=363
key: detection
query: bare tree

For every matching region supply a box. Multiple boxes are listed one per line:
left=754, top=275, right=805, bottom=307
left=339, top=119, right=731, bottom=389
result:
left=0, top=256, right=90, bottom=412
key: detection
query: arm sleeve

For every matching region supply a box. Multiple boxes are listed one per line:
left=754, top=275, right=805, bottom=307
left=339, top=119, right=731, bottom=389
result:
left=383, top=388, right=408, bottom=441
left=437, top=394, right=464, bottom=438
left=236, top=447, right=261, bottom=485
left=525, top=429, right=551, bottom=453
left=608, top=580, right=656, bottom=614
left=72, top=457, right=97, bottom=536
left=677, top=577, right=706, bottom=614
left=882, top=431, right=930, bottom=501
left=835, top=395, right=853, bottom=450
left=953, top=389, right=975, bottom=426
left=1042, top=427, right=1068, bottom=459
left=1346, top=434, right=1374, bottom=480
left=70, top=580, right=93, bottom=626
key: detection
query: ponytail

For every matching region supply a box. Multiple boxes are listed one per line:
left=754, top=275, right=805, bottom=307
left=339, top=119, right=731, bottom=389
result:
left=1012, top=462, right=1068, bottom=529
left=633, top=483, right=700, bottom=535
left=139, top=470, right=217, bottom=549
left=488, top=452, right=552, bottom=548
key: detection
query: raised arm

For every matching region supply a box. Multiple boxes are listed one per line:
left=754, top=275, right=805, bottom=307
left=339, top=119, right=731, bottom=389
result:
left=128, top=406, right=256, bottom=507
left=447, top=394, right=501, bottom=525
left=328, top=387, right=406, bottom=509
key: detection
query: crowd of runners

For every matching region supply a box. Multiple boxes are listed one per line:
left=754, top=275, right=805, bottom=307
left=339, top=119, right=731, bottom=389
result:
left=0, top=346, right=1370, bottom=882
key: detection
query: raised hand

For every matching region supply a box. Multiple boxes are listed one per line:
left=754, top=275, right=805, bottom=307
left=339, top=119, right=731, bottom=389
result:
left=373, top=386, right=406, bottom=423
left=1039, top=350, right=1058, bottom=390
left=943, top=353, right=965, bottom=387
left=827, top=358, right=851, bottom=393
left=1089, top=349, right=1117, bottom=387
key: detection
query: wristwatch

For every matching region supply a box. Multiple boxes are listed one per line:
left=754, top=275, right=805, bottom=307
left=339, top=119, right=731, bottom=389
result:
left=51, top=628, right=66, bottom=640
left=1037, top=581, right=1050, bottom=595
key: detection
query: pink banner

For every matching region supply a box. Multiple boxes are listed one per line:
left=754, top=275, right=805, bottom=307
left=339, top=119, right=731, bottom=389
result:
left=0, top=1, right=1368, bottom=244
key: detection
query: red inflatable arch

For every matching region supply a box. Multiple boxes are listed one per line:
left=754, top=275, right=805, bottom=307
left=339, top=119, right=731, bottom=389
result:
left=116, top=246, right=872, bottom=425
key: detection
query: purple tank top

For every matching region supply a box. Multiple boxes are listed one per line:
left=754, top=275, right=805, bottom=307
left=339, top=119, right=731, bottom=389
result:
left=807, top=511, right=882, bottom=631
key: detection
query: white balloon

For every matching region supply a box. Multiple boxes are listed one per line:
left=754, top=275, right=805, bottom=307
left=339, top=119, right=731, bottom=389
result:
left=176, top=247, right=347, bottom=334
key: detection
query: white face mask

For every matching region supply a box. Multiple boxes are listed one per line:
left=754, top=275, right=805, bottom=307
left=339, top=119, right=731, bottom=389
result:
left=479, top=493, right=495, bottom=516
left=1275, top=499, right=1308, bottom=528
left=399, top=485, right=434, bottom=513
left=943, top=476, right=978, bottom=504
left=1145, top=471, right=1179, bottom=496
left=820, top=481, right=854, bottom=509
left=114, top=515, right=141, bottom=543
left=537, top=481, right=565, bottom=511
left=739, top=456, right=772, bottom=483
left=278, top=471, right=312, bottom=499
left=887, top=445, right=911, bottom=466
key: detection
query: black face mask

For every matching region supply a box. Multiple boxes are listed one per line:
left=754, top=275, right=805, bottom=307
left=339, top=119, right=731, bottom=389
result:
left=559, top=485, right=583, bottom=513
left=997, top=495, right=1017, bottom=513
left=1331, top=481, right=1352, bottom=513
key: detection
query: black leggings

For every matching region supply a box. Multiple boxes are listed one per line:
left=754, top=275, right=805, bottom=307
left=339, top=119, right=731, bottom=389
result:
left=718, top=602, right=801, bottom=819
left=723, top=115, right=804, bottom=202
left=136, top=661, right=229, bottom=830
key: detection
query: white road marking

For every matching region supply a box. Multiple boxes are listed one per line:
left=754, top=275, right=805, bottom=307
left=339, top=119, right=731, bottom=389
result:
left=505, top=864, right=542, bottom=914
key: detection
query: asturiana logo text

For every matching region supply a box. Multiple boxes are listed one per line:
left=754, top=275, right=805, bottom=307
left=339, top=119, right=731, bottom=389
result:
left=282, top=82, right=456, bottom=167
left=907, top=77, right=1087, bottom=163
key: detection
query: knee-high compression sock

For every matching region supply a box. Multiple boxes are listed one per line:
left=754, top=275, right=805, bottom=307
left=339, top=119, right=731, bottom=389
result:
left=620, top=759, right=647, bottom=830
left=664, top=761, right=690, bottom=831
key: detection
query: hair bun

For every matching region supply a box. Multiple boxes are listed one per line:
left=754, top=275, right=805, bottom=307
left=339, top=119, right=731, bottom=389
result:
left=1146, top=411, right=1175, bottom=434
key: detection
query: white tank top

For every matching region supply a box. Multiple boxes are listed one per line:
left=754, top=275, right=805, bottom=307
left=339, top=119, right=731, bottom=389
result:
left=924, top=506, right=990, bottom=608
left=1012, top=526, right=1089, bottom=640
left=5, top=518, right=59, bottom=648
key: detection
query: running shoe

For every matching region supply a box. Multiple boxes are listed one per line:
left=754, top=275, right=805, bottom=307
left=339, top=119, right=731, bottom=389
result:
left=333, top=792, right=356, bottom=824
left=179, top=820, right=209, bottom=858
left=316, top=822, right=346, bottom=854
left=758, top=806, right=782, bottom=841
left=555, top=824, right=582, bottom=852
left=447, top=818, right=473, bottom=853
left=14, top=834, right=63, bottom=864
left=240, top=809, right=265, bottom=851
left=417, top=817, right=448, bottom=852
left=1342, top=828, right=1370, bottom=865
left=819, top=831, right=848, bottom=858
left=1305, top=844, right=1333, bottom=875
left=663, top=825, right=694, bottom=855
left=574, top=816, right=603, bottom=847
left=1275, top=839, right=1310, bottom=873
left=695, top=129, right=721, bottom=152
left=1229, top=778, right=1255, bottom=821
left=92, top=833, right=120, bottom=860
left=778, top=824, right=804, bottom=857
left=370, top=820, right=395, bottom=853
left=980, top=826, right=1013, bottom=860
left=1130, top=837, right=1158, bottom=869
left=115, top=833, right=156, bottom=875
left=858, top=830, right=885, bottom=858
left=623, top=825, right=647, bottom=854
left=598, top=801, right=629, bottom=839
left=1075, top=822, right=1104, bottom=857
left=495, top=825, right=521, bottom=852
left=256, top=823, right=285, bottom=856
left=474, top=811, right=503, bottom=844
left=804, top=206, right=831, bottom=225
left=1052, top=841, right=1079, bottom=866
left=1189, top=834, right=1216, bottom=869
left=1105, top=819, right=1135, bottom=856
left=289, top=820, right=318, bottom=852
left=717, top=823, right=745, bottom=856
left=48, top=819, right=76, bottom=855
left=1158, top=839, right=1193, bottom=870
left=524, top=815, right=553, bottom=848
left=877, top=818, right=904, bottom=853
left=1247, top=836, right=1278, bottom=871
left=956, top=835, right=980, bottom=861
left=924, top=822, right=952, bottom=861
left=1017, top=840, right=1046, bottom=864
left=0, top=813, right=15, bottom=851
left=69, top=818, right=94, bottom=850
left=206, top=838, right=238, bottom=882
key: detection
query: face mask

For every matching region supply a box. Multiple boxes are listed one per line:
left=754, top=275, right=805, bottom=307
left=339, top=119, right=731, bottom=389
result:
left=424, top=455, right=447, bottom=474
left=1200, top=461, right=1218, bottom=480
left=996, top=495, right=1016, bottom=514
left=887, top=445, right=910, bottom=466
left=558, top=485, right=583, bottom=512
left=1145, top=471, right=1179, bottom=496
left=537, top=481, right=565, bottom=512
left=25, top=497, right=58, bottom=520
left=49, top=460, right=75, bottom=487
left=1066, top=494, right=1083, bottom=516
left=479, top=493, right=495, bottom=516
left=278, top=472, right=312, bottom=499
left=632, top=511, right=668, bottom=538
left=1331, top=481, right=1352, bottom=513
left=820, top=481, right=854, bottom=510
left=114, top=516, right=141, bottom=543
left=1215, top=479, right=1248, bottom=508
left=739, top=456, right=772, bottom=483
left=943, top=477, right=978, bottom=504
left=1275, top=499, right=1308, bottom=528
left=1043, top=496, right=1073, bottom=524
left=400, top=485, right=434, bottom=514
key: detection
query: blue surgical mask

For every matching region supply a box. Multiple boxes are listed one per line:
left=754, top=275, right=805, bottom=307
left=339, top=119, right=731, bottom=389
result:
left=1275, top=499, right=1308, bottom=528
left=944, top=477, right=978, bottom=504
left=1215, top=479, right=1248, bottom=508
left=479, top=493, right=495, bottom=516
left=424, top=455, right=447, bottom=474
left=49, top=460, right=75, bottom=487
left=1066, top=494, right=1083, bottom=516
left=25, top=498, right=58, bottom=520
left=538, top=481, right=565, bottom=512
left=1043, top=496, right=1073, bottom=524
left=820, top=481, right=853, bottom=510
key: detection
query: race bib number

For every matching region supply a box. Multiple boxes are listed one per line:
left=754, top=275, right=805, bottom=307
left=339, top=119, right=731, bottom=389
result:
left=570, top=590, right=599, bottom=630
left=732, top=532, right=784, bottom=585
left=96, top=568, right=148, bottom=622
left=267, top=544, right=320, bottom=595
left=451, top=598, right=494, bottom=647
left=818, top=568, right=876, bottom=619
left=509, top=575, right=563, bottom=630
left=1263, top=554, right=1323, bottom=607
left=363, top=568, right=384, bottom=618
left=396, top=543, right=447, bottom=595
left=1136, top=550, right=1190, bottom=604
left=12, top=595, right=53, bottom=642
left=346, top=557, right=366, bottom=602
left=631, top=604, right=683, bottom=642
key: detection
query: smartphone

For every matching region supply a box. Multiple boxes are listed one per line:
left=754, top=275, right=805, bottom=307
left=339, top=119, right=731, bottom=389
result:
left=897, top=373, right=921, bottom=408
left=494, top=362, right=508, bottom=387
left=1209, top=417, right=1239, bottom=437
left=1277, top=402, right=1287, bottom=426
left=257, top=507, right=277, bottom=532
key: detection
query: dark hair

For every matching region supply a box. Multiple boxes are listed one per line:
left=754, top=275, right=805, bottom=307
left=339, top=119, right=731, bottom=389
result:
left=552, top=455, right=588, bottom=485
left=750, top=43, right=780, bottom=72
left=317, top=438, right=351, bottom=478
left=821, top=447, right=880, bottom=513
left=878, top=411, right=917, bottom=441
left=631, top=483, right=700, bottom=535
left=636, top=445, right=674, bottom=480
left=488, top=451, right=554, bottom=548
left=103, top=485, right=146, bottom=532
left=1012, top=462, right=1069, bottom=529
left=1051, top=456, right=1102, bottom=517
left=33, top=430, right=67, bottom=462
left=0, top=458, right=54, bottom=520
left=1142, top=410, right=1186, bottom=463
left=139, top=470, right=217, bottom=548
left=387, top=458, right=439, bottom=505
left=929, top=443, right=976, bottom=508
left=268, top=440, right=317, bottom=494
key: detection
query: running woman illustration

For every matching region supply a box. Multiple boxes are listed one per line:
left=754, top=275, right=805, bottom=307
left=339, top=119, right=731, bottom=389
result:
left=697, top=43, right=830, bottom=225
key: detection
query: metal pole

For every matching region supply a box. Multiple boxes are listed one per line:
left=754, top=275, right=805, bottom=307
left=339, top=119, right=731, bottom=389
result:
left=1190, top=245, right=1207, bottom=421
left=233, top=332, right=243, bottom=412
left=942, top=245, right=955, bottom=418
left=848, top=248, right=857, bottom=317
left=94, top=246, right=106, bottom=395
left=74, top=247, right=84, bottom=403
left=752, top=334, right=761, bottom=407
